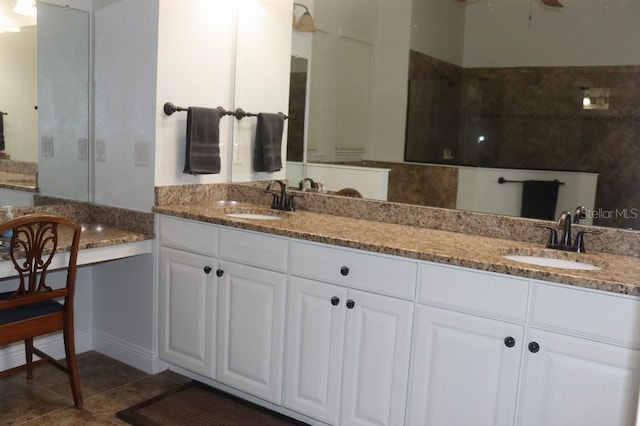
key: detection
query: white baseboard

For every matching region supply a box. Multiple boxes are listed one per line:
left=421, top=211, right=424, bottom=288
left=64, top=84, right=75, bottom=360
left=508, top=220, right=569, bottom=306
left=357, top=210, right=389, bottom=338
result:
left=0, top=329, right=166, bottom=375
left=0, top=329, right=93, bottom=371
left=92, top=329, right=167, bottom=374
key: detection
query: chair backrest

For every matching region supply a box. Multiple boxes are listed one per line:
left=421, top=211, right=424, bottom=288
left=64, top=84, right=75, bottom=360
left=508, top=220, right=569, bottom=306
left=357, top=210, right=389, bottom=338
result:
left=335, top=187, right=363, bottom=198
left=0, top=214, right=81, bottom=311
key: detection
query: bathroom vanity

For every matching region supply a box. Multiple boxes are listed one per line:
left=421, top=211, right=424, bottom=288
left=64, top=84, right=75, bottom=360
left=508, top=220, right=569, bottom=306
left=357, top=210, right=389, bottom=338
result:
left=155, top=202, right=640, bottom=426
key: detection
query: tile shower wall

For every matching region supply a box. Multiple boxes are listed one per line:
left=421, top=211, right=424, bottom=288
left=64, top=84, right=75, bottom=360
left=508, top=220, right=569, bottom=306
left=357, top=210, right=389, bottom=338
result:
left=356, top=160, right=458, bottom=209
left=406, top=50, right=640, bottom=229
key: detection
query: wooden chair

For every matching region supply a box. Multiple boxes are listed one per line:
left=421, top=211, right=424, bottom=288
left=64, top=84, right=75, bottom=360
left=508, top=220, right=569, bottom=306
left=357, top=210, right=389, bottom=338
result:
left=335, top=187, right=363, bottom=198
left=0, top=214, right=83, bottom=408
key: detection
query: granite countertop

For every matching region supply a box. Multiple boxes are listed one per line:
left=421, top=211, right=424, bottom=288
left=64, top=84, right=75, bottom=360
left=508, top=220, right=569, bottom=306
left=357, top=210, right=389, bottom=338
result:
left=75, top=222, right=151, bottom=250
left=154, top=202, right=640, bottom=296
left=0, top=204, right=155, bottom=260
left=0, top=223, right=151, bottom=261
left=0, top=171, right=37, bottom=192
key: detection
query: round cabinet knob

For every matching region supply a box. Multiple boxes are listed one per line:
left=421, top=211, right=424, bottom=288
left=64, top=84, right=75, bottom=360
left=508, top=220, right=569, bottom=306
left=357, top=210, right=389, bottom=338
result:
left=340, top=266, right=350, bottom=276
left=504, top=336, right=516, bottom=348
left=346, top=299, right=355, bottom=309
left=216, top=269, right=224, bottom=277
left=330, top=296, right=340, bottom=306
left=203, top=266, right=212, bottom=274
left=528, top=341, right=540, bottom=353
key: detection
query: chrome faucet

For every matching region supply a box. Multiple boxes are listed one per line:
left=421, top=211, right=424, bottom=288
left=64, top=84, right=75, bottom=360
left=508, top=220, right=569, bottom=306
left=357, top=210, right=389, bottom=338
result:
left=537, top=209, right=599, bottom=253
left=573, top=206, right=586, bottom=224
left=265, top=180, right=297, bottom=212
left=558, top=210, right=572, bottom=247
left=298, top=177, right=316, bottom=192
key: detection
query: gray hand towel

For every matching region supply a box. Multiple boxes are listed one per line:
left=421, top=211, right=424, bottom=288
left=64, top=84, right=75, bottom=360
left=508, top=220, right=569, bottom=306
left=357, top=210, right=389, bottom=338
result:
left=253, top=113, right=284, bottom=172
left=183, top=107, right=222, bottom=175
left=0, top=113, right=5, bottom=151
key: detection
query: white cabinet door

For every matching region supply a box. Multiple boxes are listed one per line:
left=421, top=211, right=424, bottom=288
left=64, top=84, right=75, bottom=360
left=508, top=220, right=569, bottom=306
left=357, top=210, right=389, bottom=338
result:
left=517, top=328, right=640, bottom=426
left=216, top=260, right=287, bottom=404
left=340, top=289, right=414, bottom=426
left=283, top=277, right=347, bottom=424
left=158, top=247, right=216, bottom=377
left=406, top=305, right=524, bottom=426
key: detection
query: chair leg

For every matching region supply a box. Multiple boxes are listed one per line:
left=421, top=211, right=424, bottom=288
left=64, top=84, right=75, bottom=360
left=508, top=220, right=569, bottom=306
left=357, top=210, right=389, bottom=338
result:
left=24, top=338, right=34, bottom=379
left=63, top=328, right=83, bottom=409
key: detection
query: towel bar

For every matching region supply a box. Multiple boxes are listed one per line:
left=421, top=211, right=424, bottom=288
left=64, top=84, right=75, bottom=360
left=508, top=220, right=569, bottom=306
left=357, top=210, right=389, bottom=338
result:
left=233, top=108, right=289, bottom=120
left=498, top=177, right=565, bottom=185
left=163, top=102, right=234, bottom=118
left=163, top=102, right=289, bottom=120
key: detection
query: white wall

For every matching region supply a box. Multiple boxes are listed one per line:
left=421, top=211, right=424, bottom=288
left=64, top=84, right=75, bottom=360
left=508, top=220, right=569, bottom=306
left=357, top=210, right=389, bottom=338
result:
left=155, top=0, right=238, bottom=187
left=94, top=0, right=158, bottom=211
left=92, top=254, right=163, bottom=373
left=457, top=167, right=599, bottom=224
left=38, top=3, right=90, bottom=202
left=304, top=0, right=412, bottom=164
left=463, top=0, right=640, bottom=67
left=366, top=0, right=413, bottom=163
left=231, top=0, right=293, bottom=183
left=410, top=0, right=465, bottom=66
left=0, top=26, right=37, bottom=162
left=301, top=162, right=389, bottom=200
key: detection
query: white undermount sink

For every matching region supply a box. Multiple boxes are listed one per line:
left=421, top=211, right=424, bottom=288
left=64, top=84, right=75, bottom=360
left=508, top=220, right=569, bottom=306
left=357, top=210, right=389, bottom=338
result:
left=225, top=212, right=283, bottom=220
left=502, top=254, right=602, bottom=270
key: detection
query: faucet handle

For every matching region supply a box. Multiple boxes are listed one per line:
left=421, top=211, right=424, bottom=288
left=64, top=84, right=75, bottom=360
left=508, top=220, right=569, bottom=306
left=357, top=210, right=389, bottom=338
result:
left=286, top=194, right=301, bottom=212
left=264, top=182, right=279, bottom=207
left=535, top=225, right=558, bottom=247
left=573, top=229, right=601, bottom=253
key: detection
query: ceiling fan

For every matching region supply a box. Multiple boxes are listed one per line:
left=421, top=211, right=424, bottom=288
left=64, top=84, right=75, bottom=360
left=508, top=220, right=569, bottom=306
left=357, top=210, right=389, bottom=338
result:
left=458, top=0, right=563, bottom=8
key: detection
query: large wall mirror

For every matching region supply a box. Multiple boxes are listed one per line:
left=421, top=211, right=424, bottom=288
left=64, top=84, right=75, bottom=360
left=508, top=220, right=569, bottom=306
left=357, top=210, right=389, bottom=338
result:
left=0, top=0, right=89, bottom=203
left=286, top=0, right=640, bottom=231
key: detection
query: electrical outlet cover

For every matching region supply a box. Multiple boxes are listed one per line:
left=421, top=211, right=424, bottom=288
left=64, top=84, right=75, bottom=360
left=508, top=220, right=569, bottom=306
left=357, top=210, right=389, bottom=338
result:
left=96, top=139, right=106, bottom=162
left=78, top=138, right=88, bottom=161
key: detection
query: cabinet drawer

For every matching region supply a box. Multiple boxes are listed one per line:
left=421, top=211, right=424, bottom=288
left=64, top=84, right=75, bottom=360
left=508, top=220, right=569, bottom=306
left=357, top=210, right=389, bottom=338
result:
left=530, top=282, right=640, bottom=347
left=159, top=215, right=218, bottom=256
left=219, top=227, right=288, bottom=272
left=290, top=241, right=417, bottom=300
left=418, top=263, right=529, bottom=322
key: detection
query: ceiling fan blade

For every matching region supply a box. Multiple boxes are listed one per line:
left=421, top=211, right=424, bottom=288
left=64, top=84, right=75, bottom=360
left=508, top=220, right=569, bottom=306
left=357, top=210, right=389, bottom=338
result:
left=539, top=0, right=564, bottom=7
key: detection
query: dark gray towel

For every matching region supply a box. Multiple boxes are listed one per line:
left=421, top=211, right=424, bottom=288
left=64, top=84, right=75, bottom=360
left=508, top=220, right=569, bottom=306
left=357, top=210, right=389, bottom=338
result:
left=253, top=113, right=284, bottom=172
left=520, top=180, right=560, bottom=220
left=183, top=107, right=222, bottom=175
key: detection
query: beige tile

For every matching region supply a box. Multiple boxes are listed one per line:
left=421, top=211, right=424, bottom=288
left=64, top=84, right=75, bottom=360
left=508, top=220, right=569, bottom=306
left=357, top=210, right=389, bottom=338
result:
left=36, top=351, right=148, bottom=401
left=0, top=352, right=187, bottom=425
left=0, top=373, right=72, bottom=425
left=20, top=406, right=120, bottom=425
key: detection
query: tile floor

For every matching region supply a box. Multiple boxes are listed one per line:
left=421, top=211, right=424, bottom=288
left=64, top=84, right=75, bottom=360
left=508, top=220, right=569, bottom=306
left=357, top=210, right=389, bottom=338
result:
left=0, top=351, right=191, bottom=425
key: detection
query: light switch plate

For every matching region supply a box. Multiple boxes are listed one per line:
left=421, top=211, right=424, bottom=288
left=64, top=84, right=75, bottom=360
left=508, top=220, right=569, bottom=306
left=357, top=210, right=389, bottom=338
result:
left=134, top=142, right=150, bottom=167
left=41, top=136, right=54, bottom=158
left=233, top=142, right=242, bottom=165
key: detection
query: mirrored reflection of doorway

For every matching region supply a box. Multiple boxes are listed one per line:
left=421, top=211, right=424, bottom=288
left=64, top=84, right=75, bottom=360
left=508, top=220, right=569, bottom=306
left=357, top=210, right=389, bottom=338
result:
left=287, top=56, right=308, bottom=162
